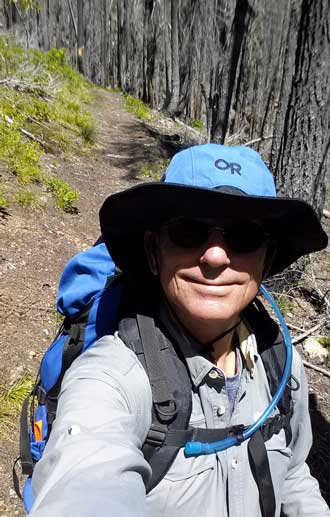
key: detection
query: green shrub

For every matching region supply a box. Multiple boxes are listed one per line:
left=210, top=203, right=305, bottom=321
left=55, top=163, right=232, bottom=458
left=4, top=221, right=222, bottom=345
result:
left=191, top=118, right=203, bottom=131
left=46, top=178, right=79, bottom=212
left=0, top=122, right=43, bottom=184
left=79, top=117, right=96, bottom=144
left=16, top=190, right=43, bottom=209
left=317, top=336, right=330, bottom=349
left=275, top=294, right=296, bottom=316
left=0, top=36, right=95, bottom=209
left=106, top=86, right=122, bottom=93
left=8, top=0, right=41, bottom=11
left=0, top=36, right=25, bottom=76
left=0, top=185, right=8, bottom=209
left=140, top=159, right=169, bottom=180
left=49, top=131, right=73, bottom=151
left=124, top=93, right=154, bottom=121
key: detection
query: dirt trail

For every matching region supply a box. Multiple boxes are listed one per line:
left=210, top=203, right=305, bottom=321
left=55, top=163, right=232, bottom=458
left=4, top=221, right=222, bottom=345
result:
left=0, top=89, right=167, bottom=515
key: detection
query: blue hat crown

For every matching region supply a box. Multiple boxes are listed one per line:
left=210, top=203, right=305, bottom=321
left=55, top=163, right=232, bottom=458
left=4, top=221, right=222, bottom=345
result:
left=163, top=144, right=276, bottom=198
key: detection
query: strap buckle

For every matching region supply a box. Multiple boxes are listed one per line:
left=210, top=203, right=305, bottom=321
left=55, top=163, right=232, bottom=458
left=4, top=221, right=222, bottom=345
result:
left=145, top=426, right=167, bottom=447
left=154, top=399, right=178, bottom=423
left=230, top=424, right=245, bottom=443
left=35, top=384, right=47, bottom=405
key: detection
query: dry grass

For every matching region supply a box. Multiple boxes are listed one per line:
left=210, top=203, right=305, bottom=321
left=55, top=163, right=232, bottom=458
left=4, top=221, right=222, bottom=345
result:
left=0, top=375, right=33, bottom=439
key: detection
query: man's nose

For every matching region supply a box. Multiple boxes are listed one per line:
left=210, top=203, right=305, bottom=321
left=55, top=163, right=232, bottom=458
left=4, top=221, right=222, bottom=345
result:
left=199, top=230, right=231, bottom=267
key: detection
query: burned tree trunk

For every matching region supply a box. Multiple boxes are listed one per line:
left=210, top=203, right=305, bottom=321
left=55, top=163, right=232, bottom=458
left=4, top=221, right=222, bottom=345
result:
left=210, top=0, right=252, bottom=143
left=77, top=0, right=84, bottom=74
left=270, top=0, right=330, bottom=217
left=165, top=0, right=180, bottom=116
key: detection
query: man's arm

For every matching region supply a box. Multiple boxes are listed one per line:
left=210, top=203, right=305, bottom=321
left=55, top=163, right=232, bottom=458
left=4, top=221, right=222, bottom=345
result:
left=30, top=334, right=153, bottom=517
left=281, top=349, right=330, bottom=516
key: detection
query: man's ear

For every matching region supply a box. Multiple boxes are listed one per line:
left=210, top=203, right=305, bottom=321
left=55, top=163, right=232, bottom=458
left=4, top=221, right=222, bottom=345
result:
left=144, top=231, right=159, bottom=275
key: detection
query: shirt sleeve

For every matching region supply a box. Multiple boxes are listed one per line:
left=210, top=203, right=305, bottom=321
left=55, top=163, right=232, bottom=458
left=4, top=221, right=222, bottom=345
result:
left=29, top=334, right=153, bottom=517
left=281, top=349, right=330, bottom=516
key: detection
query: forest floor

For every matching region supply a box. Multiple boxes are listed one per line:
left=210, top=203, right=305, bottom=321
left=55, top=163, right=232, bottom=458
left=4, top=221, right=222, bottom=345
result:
left=0, top=88, right=330, bottom=515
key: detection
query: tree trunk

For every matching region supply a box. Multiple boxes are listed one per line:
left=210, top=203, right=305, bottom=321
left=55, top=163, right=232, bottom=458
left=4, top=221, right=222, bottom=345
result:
left=76, top=0, right=84, bottom=74
left=166, top=0, right=180, bottom=116
left=270, top=0, right=330, bottom=217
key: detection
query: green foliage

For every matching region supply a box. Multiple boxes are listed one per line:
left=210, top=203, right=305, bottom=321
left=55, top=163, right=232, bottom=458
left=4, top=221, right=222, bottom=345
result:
left=106, top=86, right=122, bottom=93
left=0, top=184, right=8, bottom=208
left=49, top=130, right=73, bottom=151
left=0, top=374, right=33, bottom=438
left=0, top=121, right=42, bottom=184
left=79, top=118, right=96, bottom=144
left=56, top=311, right=65, bottom=323
left=0, top=37, right=25, bottom=76
left=140, top=159, right=169, bottom=181
left=124, top=93, right=154, bottom=121
left=8, top=0, right=41, bottom=11
left=191, top=118, right=203, bottom=131
left=317, top=336, right=330, bottom=349
left=275, top=294, right=296, bottom=316
left=46, top=178, right=79, bottom=212
left=0, top=37, right=95, bottom=209
left=15, top=190, right=43, bottom=209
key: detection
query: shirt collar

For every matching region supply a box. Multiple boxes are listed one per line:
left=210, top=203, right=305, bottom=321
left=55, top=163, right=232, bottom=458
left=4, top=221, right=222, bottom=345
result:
left=159, top=298, right=258, bottom=388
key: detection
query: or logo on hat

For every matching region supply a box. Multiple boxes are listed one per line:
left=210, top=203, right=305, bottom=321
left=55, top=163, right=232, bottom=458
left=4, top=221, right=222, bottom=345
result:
left=214, top=158, right=242, bottom=176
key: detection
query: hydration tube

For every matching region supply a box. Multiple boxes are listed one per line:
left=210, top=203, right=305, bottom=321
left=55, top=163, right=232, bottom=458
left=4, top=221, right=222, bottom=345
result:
left=184, top=283, right=293, bottom=457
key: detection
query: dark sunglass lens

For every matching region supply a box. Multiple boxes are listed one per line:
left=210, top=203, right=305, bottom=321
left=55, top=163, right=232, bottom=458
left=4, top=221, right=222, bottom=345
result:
left=226, top=223, right=267, bottom=252
left=167, top=219, right=208, bottom=248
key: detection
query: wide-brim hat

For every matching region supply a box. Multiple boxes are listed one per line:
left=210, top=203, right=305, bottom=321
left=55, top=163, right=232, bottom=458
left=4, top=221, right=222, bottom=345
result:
left=100, top=144, right=328, bottom=277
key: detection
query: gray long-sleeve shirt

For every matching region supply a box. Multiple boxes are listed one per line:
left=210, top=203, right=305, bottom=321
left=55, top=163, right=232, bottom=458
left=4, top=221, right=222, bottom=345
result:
left=30, top=318, right=330, bottom=517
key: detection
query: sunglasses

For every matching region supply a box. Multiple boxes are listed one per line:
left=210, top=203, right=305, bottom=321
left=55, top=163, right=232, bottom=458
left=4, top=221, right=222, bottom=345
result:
left=163, top=217, right=270, bottom=253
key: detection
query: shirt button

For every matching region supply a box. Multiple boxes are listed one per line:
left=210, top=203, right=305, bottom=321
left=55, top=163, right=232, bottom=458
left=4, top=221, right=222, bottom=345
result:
left=68, top=425, right=80, bottom=436
left=209, top=370, right=219, bottom=379
left=231, top=458, right=238, bottom=469
left=216, top=406, right=226, bottom=417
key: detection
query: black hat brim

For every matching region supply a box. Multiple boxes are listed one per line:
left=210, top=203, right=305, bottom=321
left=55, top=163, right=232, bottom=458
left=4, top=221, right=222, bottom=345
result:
left=99, top=182, right=328, bottom=277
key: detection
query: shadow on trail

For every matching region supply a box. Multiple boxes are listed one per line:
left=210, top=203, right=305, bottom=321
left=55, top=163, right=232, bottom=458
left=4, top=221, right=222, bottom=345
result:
left=0, top=207, right=10, bottom=221
left=308, top=393, right=330, bottom=506
left=102, top=120, right=177, bottom=180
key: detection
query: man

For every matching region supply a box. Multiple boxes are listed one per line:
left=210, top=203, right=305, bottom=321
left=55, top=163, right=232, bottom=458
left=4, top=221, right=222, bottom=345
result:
left=30, top=144, right=329, bottom=516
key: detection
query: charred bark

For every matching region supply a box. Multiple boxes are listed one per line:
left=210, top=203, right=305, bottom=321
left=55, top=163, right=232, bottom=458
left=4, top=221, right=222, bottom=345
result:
left=165, top=0, right=180, bottom=116
left=270, top=0, right=330, bottom=217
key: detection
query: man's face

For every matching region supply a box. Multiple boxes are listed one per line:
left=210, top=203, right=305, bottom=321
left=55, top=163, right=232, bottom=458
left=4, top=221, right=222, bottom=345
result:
left=145, top=219, right=268, bottom=341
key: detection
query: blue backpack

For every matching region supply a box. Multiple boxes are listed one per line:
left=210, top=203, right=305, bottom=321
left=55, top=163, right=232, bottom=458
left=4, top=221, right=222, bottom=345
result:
left=14, top=240, right=122, bottom=512
left=14, top=240, right=293, bottom=517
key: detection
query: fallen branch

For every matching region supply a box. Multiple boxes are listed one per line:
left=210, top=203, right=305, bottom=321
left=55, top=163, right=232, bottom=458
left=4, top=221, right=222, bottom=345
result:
left=291, top=321, right=324, bottom=344
left=3, top=115, right=48, bottom=149
left=106, top=153, right=131, bottom=159
left=307, top=258, right=330, bottom=312
left=0, top=78, right=47, bottom=96
left=286, top=322, right=305, bottom=333
left=243, top=135, right=273, bottom=147
left=302, top=360, right=330, bottom=379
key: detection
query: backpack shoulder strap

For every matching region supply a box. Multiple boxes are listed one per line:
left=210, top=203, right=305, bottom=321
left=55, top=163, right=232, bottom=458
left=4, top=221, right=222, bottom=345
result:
left=243, top=298, right=294, bottom=517
left=118, top=310, right=192, bottom=493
